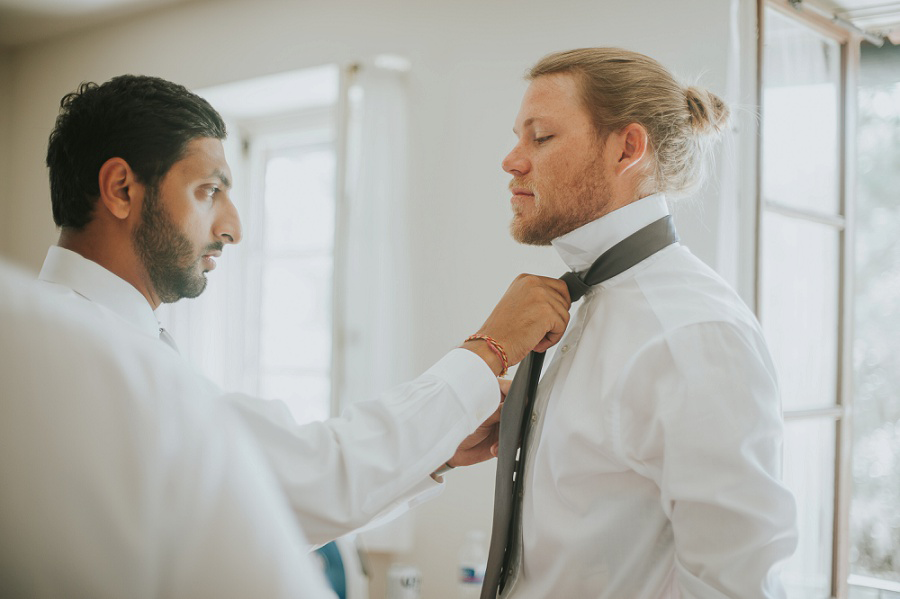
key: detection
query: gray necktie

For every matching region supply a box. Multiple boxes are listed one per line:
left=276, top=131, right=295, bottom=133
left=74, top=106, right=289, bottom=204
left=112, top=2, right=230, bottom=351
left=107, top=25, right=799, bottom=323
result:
left=480, top=215, right=679, bottom=599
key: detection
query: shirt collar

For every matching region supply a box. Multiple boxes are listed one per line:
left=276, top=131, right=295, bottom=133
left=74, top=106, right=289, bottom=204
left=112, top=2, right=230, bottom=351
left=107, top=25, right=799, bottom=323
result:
left=38, top=246, right=161, bottom=338
left=551, top=193, right=671, bottom=272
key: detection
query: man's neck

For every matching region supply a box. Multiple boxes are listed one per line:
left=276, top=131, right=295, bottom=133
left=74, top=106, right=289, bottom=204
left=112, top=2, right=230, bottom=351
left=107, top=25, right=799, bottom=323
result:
left=58, top=228, right=161, bottom=310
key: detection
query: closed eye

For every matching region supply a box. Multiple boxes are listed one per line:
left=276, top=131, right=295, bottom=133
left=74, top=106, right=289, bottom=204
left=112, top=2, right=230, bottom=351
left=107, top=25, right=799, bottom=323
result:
left=535, top=135, right=554, bottom=144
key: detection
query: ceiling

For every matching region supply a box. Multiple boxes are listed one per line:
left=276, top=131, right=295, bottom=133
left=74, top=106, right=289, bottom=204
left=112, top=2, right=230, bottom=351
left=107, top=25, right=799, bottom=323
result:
left=0, top=0, right=196, bottom=47
left=0, top=0, right=898, bottom=48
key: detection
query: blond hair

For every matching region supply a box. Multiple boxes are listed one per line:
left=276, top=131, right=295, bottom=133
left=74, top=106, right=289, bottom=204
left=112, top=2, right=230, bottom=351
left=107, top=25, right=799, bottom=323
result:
left=528, top=48, right=730, bottom=198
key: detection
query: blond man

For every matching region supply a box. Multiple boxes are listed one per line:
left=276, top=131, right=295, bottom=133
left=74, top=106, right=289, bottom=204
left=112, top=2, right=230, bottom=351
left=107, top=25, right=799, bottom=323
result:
left=484, top=48, right=798, bottom=599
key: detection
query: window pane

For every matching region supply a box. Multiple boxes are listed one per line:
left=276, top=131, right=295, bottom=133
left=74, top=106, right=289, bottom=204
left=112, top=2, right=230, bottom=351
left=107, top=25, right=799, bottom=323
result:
left=264, top=148, right=336, bottom=253
left=760, top=212, right=840, bottom=411
left=762, top=9, right=842, bottom=215
left=850, top=80, right=900, bottom=587
left=783, top=418, right=836, bottom=598
left=259, top=255, right=333, bottom=372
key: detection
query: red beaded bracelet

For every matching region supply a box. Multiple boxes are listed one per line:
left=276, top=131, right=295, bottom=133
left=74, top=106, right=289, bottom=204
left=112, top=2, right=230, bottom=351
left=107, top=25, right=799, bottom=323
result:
left=465, top=334, right=509, bottom=377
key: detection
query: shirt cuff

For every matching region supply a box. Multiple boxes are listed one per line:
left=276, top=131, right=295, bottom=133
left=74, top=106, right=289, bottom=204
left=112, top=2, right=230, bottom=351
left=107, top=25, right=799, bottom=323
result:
left=423, top=348, right=499, bottom=429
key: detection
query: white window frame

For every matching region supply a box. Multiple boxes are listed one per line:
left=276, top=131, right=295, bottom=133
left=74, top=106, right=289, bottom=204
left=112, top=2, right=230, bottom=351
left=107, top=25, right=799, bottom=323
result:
left=756, top=1, right=861, bottom=596
left=236, top=105, right=343, bottom=422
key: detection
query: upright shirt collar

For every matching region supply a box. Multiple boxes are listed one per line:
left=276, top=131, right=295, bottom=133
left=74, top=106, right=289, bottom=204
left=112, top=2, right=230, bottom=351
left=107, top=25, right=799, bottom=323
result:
left=551, top=193, right=670, bottom=272
left=38, top=246, right=161, bottom=338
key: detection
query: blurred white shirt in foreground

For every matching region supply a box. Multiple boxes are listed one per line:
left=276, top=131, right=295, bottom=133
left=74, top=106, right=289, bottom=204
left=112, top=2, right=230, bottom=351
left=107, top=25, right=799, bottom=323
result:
left=0, top=261, right=336, bottom=598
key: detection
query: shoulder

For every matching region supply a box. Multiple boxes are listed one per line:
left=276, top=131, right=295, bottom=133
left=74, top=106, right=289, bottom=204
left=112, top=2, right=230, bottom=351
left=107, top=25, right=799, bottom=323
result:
left=608, top=247, right=778, bottom=400
left=633, top=245, right=761, bottom=336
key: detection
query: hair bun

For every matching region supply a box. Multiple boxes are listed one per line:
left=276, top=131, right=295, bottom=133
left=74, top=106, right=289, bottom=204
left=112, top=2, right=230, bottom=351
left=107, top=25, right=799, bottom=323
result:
left=685, top=86, right=730, bottom=134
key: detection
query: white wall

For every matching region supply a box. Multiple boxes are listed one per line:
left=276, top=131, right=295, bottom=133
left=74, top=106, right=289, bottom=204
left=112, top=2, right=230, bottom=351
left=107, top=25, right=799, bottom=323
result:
left=1, top=0, right=754, bottom=597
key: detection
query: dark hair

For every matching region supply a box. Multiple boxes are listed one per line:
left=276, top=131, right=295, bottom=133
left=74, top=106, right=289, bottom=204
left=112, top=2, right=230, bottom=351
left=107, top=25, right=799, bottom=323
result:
left=46, top=74, right=227, bottom=229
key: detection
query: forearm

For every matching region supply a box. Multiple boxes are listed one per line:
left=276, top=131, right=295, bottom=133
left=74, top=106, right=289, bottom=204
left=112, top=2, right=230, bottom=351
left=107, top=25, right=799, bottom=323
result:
left=221, top=348, right=498, bottom=544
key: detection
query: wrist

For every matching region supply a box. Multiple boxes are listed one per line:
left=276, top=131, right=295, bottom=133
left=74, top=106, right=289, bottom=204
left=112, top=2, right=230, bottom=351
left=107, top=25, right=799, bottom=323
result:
left=461, top=338, right=506, bottom=377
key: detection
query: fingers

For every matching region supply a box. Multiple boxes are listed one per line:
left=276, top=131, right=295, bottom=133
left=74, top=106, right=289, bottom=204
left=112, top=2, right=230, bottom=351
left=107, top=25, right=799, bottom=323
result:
left=525, top=274, right=572, bottom=308
left=532, top=289, right=570, bottom=353
left=544, top=276, right=572, bottom=305
left=498, top=378, right=512, bottom=398
left=472, top=273, right=573, bottom=369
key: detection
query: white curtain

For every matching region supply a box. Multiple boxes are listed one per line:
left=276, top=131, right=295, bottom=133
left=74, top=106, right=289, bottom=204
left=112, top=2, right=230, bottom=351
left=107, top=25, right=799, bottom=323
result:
left=336, top=61, right=414, bottom=411
left=336, top=60, right=415, bottom=553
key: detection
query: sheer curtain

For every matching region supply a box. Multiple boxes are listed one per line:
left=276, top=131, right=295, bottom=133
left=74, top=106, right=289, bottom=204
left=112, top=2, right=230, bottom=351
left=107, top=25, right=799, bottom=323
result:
left=335, top=59, right=416, bottom=553
left=336, top=60, right=414, bottom=412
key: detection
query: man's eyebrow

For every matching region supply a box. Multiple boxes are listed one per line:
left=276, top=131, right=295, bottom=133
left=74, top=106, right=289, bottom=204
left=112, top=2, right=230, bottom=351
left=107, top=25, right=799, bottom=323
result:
left=513, top=117, right=540, bottom=136
left=212, top=169, right=232, bottom=189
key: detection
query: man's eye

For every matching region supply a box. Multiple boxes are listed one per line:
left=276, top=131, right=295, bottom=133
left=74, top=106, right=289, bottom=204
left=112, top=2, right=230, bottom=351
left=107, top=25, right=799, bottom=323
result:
left=206, top=186, right=220, bottom=198
left=535, top=135, right=554, bottom=144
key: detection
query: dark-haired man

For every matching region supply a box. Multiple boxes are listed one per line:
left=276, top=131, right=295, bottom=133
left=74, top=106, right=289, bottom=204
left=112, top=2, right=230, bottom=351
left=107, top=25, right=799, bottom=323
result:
left=35, top=75, right=570, bottom=555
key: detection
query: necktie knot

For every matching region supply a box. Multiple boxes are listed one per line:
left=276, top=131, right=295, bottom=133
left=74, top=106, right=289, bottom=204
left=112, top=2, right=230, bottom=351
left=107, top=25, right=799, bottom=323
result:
left=560, top=271, right=591, bottom=302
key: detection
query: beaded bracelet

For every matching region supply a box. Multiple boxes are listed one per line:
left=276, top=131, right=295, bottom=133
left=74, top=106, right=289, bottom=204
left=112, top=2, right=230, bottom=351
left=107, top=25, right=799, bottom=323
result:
left=465, top=334, right=509, bottom=377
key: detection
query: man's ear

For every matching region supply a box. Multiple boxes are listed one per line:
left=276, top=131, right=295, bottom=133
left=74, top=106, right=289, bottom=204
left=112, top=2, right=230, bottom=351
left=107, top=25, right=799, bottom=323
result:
left=97, top=157, right=143, bottom=221
left=611, top=123, right=649, bottom=177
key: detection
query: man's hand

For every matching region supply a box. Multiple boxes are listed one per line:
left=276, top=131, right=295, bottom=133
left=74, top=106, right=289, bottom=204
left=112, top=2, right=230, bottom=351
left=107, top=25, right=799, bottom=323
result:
left=447, top=378, right=512, bottom=467
left=463, top=274, right=571, bottom=374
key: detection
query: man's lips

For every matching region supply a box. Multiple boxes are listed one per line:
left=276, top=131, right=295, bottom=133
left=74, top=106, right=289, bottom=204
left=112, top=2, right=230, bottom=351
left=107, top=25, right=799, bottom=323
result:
left=201, top=250, right=222, bottom=271
left=510, top=187, right=534, bottom=197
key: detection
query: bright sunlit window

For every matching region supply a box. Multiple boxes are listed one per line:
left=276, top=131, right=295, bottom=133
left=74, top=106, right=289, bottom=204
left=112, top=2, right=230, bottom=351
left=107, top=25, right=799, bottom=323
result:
left=760, top=5, right=900, bottom=599
left=760, top=7, right=845, bottom=597
left=849, top=44, right=900, bottom=596
left=252, top=130, right=337, bottom=424
left=176, top=66, right=341, bottom=426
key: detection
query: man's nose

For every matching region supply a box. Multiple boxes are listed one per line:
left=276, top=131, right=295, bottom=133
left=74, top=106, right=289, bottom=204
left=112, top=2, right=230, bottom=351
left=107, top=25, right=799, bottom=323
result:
left=502, top=144, right=530, bottom=175
left=214, top=195, right=242, bottom=245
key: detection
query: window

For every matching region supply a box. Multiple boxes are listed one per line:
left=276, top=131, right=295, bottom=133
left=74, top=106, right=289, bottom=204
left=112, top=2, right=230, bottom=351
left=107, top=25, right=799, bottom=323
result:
left=760, top=3, right=900, bottom=598
left=164, top=61, right=413, bottom=439
left=758, top=2, right=853, bottom=597
left=849, top=42, right=900, bottom=598
left=160, top=66, right=342, bottom=426
left=247, top=117, right=337, bottom=424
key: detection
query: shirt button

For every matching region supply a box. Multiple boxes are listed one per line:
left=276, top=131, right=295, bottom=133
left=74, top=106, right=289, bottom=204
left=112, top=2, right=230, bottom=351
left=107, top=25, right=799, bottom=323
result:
left=531, top=412, right=538, bottom=424
left=561, top=345, right=570, bottom=353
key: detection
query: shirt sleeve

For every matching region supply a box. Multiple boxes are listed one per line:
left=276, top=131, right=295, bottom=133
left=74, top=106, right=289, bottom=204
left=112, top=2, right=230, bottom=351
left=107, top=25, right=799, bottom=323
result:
left=221, top=347, right=500, bottom=544
left=614, top=321, right=798, bottom=599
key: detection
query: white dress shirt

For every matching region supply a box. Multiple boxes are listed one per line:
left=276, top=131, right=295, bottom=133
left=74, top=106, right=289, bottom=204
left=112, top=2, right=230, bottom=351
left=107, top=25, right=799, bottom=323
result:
left=504, top=194, right=798, bottom=599
left=0, top=261, right=337, bottom=598
left=37, top=246, right=499, bottom=544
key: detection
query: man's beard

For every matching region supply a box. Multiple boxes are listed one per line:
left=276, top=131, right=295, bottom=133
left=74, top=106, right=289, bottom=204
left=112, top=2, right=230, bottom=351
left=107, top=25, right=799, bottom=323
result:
left=132, top=186, right=218, bottom=304
left=509, top=168, right=613, bottom=246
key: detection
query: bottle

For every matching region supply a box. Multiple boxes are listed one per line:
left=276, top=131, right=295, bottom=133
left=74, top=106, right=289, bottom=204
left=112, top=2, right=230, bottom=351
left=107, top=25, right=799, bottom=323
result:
left=457, top=530, right=487, bottom=599
left=386, top=563, right=421, bottom=599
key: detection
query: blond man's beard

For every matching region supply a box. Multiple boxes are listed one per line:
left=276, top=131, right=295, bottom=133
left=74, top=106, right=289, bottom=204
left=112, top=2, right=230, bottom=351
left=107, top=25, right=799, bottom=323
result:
left=508, top=170, right=613, bottom=246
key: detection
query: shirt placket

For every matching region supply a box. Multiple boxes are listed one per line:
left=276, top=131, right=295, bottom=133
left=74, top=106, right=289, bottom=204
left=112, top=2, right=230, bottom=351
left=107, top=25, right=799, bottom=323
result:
left=502, top=292, right=593, bottom=597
